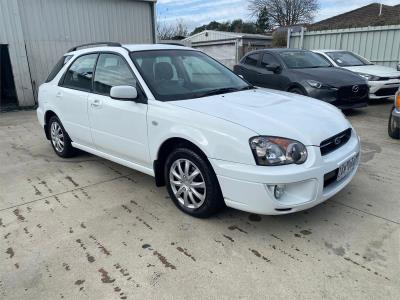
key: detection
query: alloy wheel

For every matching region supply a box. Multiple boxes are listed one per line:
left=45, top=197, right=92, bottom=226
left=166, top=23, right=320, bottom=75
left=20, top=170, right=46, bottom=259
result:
left=50, top=121, right=65, bottom=153
left=169, top=159, right=206, bottom=209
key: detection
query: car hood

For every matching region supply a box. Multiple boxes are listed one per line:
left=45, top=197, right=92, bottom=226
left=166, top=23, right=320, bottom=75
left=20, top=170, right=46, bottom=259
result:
left=169, top=88, right=351, bottom=146
left=343, top=65, right=400, bottom=77
left=290, top=67, right=366, bottom=87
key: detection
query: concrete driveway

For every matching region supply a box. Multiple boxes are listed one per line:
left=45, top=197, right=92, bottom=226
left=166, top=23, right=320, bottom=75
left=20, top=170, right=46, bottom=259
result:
left=0, top=102, right=399, bottom=299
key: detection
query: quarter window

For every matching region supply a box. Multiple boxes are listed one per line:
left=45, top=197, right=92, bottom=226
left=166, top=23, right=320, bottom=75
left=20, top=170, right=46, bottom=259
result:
left=244, top=54, right=259, bottom=66
left=46, top=55, right=73, bottom=83
left=62, top=54, right=98, bottom=92
left=93, top=53, right=137, bottom=95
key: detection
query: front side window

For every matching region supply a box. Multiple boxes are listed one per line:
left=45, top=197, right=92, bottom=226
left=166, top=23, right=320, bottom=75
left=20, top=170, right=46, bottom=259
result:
left=261, top=53, right=280, bottom=68
left=94, top=53, right=137, bottom=95
left=244, top=53, right=260, bottom=66
left=131, top=50, right=250, bottom=101
left=326, top=51, right=372, bottom=67
left=62, top=54, right=98, bottom=91
left=279, top=51, right=332, bottom=69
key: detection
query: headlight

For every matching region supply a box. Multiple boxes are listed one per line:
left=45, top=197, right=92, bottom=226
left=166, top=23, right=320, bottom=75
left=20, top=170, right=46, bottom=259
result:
left=249, top=136, right=308, bottom=166
left=306, top=80, right=324, bottom=89
left=358, top=73, right=380, bottom=81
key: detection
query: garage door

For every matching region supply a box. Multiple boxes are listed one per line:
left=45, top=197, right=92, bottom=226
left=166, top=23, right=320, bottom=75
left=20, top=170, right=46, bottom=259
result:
left=194, top=43, right=236, bottom=69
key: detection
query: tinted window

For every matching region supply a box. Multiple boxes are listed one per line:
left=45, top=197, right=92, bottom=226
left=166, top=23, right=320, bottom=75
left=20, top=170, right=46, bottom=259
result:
left=326, top=51, right=372, bottom=67
left=261, top=53, right=280, bottom=68
left=46, top=55, right=72, bottom=83
left=244, top=54, right=259, bottom=66
left=279, top=51, right=332, bottom=69
left=94, top=53, right=137, bottom=95
left=62, top=54, right=97, bottom=91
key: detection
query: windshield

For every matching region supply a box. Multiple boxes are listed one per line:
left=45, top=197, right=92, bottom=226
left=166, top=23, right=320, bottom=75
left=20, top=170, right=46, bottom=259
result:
left=279, top=51, right=332, bottom=69
left=130, top=50, right=251, bottom=101
left=326, top=51, right=373, bottom=67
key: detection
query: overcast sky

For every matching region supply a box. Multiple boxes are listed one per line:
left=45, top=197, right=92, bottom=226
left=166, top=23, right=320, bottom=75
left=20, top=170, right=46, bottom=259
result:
left=157, top=0, right=400, bottom=29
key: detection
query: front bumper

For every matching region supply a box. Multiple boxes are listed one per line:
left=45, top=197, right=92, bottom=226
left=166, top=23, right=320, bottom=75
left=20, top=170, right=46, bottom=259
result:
left=211, top=131, right=361, bottom=215
left=369, top=79, right=400, bottom=99
left=306, top=86, right=369, bottom=109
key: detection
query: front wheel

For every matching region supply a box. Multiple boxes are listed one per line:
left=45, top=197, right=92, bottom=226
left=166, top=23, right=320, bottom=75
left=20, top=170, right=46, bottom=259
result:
left=388, top=107, right=400, bottom=139
left=164, top=148, right=225, bottom=218
left=289, top=87, right=305, bottom=95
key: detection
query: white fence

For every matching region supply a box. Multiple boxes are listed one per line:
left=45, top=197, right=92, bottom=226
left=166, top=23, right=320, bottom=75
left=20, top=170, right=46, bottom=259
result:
left=289, top=25, right=400, bottom=68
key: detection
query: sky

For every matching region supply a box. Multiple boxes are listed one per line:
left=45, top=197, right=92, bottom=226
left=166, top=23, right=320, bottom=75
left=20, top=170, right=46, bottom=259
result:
left=157, top=0, right=400, bottom=30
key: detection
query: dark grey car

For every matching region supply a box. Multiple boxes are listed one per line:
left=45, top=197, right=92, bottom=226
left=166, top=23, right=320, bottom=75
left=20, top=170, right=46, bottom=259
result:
left=234, top=49, right=369, bottom=109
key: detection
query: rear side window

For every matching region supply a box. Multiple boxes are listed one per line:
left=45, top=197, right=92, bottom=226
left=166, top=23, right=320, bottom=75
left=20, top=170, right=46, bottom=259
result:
left=93, top=53, right=137, bottom=95
left=261, top=53, right=280, bottom=68
left=244, top=54, right=259, bottom=66
left=61, top=54, right=98, bottom=92
left=45, top=55, right=72, bottom=83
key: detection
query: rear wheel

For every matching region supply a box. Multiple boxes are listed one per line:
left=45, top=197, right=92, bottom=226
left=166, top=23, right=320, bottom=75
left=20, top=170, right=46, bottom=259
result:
left=48, top=116, right=76, bottom=158
left=164, top=148, right=225, bottom=218
left=388, top=107, right=400, bottom=139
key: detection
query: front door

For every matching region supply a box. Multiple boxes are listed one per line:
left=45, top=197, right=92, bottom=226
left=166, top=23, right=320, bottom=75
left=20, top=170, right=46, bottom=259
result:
left=88, top=53, right=149, bottom=166
left=256, top=53, right=285, bottom=90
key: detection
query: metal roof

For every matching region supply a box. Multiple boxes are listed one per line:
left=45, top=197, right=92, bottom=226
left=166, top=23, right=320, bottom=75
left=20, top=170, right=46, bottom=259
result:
left=183, top=30, right=272, bottom=43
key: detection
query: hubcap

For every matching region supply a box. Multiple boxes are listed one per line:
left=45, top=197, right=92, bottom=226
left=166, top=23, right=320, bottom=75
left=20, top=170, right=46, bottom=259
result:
left=50, top=121, right=64, bottom=153
left=169, top=159, right=206, bottom=209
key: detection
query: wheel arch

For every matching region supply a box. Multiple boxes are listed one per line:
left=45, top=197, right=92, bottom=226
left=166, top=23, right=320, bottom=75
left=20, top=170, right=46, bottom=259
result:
left=44, top=110, right=58, bottom=140
left=287, top=83, right=307, bottom=94
left=153, top=137, right=212, bottom=187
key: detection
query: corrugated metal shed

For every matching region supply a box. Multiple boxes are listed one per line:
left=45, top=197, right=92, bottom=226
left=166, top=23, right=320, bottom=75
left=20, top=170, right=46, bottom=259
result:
left=0, top=0, right=156, bottom=108
left=289, top=25, right=400, bottom=68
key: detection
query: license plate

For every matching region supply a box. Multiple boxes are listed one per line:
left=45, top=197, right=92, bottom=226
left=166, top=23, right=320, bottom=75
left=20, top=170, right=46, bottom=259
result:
left=337, top=154, right=359, bottom=182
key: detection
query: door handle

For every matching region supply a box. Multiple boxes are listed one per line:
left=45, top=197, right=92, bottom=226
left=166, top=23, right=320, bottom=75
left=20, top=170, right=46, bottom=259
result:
left=257, top=72, right=263, bottom=76
left=56, top=92, right=62, bottom=98
left=91, top=99, right=102, bottom=107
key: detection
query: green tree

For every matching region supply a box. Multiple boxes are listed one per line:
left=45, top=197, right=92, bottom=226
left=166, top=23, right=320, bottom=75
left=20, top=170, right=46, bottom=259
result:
left=255, top=7, right=271, bottom=33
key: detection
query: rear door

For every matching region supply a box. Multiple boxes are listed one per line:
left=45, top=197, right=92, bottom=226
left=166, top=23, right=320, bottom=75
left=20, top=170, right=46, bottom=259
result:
left=234, top=53, right=260, bottom=85
left=58, top=53, right=98, bottom=147
left=87, top=52, right=150, bottom=166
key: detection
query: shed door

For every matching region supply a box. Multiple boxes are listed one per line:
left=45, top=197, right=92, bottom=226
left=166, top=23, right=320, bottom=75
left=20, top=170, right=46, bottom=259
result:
left=194, top=43, right=236, bottom=69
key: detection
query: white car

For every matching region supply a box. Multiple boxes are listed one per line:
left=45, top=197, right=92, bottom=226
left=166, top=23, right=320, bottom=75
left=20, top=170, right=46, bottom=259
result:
left=313, top=50, right=400, bottom=99
left=37, top=43, right=361, bottom=218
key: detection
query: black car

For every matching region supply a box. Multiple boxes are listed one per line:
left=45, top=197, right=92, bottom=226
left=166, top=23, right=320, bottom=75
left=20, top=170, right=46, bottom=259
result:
left=234, top=49, right=369, bottom=109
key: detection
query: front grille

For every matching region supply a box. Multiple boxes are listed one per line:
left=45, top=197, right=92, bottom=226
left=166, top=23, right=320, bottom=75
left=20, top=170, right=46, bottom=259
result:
left=320, top=128, right=352, bottom=156
left=337, top=85, right=369, bottom=100
left=378, top=76, right=400, bottom=81
left=374, top=87, right=398, bottom=96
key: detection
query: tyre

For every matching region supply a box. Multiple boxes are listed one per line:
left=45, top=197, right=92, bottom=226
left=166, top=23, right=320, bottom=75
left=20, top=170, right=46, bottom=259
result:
left=289, top=87, right=305, bottom=95
left=164, top=148, right=225, bottom=218
left=388, top=107, right=400, bottom=139
left=48, top=116, right=76, bottom=158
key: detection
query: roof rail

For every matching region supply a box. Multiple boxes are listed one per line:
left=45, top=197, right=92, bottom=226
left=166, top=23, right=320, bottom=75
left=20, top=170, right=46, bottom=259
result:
left=68, top=42, right=122, bottom=52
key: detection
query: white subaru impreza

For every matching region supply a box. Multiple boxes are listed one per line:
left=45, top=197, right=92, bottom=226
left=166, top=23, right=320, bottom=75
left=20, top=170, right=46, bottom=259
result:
left=37, top=43, right=361, bottom=218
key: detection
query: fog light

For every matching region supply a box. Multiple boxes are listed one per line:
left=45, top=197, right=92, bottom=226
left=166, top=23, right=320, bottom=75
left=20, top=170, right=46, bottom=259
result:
left=274, top=185, right=286, bottom=199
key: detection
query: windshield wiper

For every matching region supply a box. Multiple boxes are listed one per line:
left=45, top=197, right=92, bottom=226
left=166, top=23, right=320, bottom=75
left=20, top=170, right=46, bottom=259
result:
left=197, top=87, right=240, bottom=98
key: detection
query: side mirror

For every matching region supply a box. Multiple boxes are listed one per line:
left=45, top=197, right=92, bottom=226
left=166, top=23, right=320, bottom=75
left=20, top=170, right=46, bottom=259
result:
left=266, top=64, right=281, bottom=73
left=110, top=86, right=138, bottom=101
left=397, top=63, right=400, bottom=71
